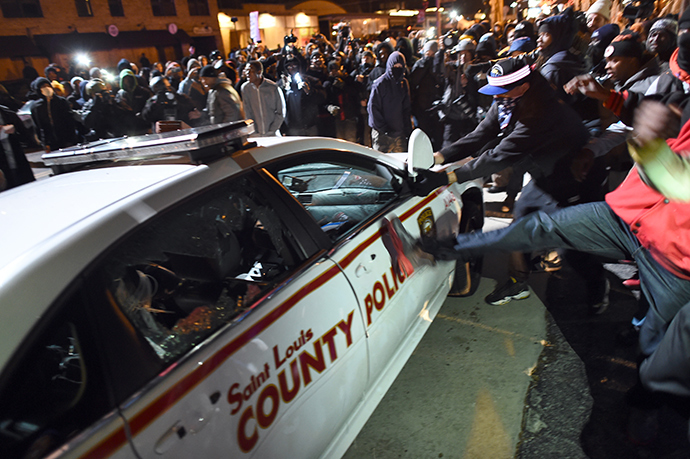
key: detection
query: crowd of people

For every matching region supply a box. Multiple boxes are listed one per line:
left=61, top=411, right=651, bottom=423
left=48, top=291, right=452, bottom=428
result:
left=1, top=0, right=690, bottom=446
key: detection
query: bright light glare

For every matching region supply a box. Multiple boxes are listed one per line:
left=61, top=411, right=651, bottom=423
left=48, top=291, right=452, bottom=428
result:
left=101, top=69, right=113, bottom=82
left=426, top=27, right=436, bottom=39
left=449, top=10, right=458, bottom=19
left=75, top=53, right=90, bottom=67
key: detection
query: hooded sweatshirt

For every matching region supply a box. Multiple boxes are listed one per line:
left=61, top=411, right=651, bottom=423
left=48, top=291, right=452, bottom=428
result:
left=367, top=51, right=411, bottom=137
left=116, top=69, right=151, bottom=114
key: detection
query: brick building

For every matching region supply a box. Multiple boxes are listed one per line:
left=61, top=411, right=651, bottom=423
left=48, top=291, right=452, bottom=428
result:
left=0, top=0, right=223, bottom=83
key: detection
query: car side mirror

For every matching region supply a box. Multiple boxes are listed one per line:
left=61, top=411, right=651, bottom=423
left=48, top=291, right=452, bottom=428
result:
left=407, top=129, right=434, bottom=178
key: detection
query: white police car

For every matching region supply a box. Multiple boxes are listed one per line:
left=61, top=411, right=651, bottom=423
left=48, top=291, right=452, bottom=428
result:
left=0, top=122, right=483, bottom=459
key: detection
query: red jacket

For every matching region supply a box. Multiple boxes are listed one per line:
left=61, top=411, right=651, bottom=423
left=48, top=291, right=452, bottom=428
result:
left=606, top=122, right=690, bottom=279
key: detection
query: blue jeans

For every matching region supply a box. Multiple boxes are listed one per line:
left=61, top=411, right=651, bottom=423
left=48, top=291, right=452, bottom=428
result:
left=452, top=201, right=690, bottom=355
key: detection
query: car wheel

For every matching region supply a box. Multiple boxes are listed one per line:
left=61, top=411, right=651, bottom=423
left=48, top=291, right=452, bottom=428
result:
left=449, top=199, right=483, bottom=297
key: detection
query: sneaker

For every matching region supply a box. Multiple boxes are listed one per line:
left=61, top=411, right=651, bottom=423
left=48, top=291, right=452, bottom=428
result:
left=485, top=277, right=530, bottom=305
left=589, top=278, right=610, bottom=315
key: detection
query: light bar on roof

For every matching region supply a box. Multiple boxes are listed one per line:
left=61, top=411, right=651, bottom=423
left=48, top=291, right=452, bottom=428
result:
left=43, top=121, right=255, bottom=168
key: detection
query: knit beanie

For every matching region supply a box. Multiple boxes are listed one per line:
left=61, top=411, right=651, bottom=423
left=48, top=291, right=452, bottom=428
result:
left=679, top=8, right=690, bottom=30
left=586, top=0, right=612, bottom=20
left=591, top=23, right=621, bottom=47
left=650, top=18, right=679, bottom=36
left=604, top=32, right=643, bottom=60
left=199, top=65, right=218, bottom=78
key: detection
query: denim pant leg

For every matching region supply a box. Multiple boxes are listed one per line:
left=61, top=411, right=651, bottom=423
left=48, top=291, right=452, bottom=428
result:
left=635, top=249, right=690, bottom=355
left=453, top=201, right=690, bottom=355
left=508, top=181, right=561, bottom=281
left=453, top=201, right=632, bottom=262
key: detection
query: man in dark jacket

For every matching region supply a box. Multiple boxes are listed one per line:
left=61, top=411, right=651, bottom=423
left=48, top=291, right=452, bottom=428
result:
left=433, top=57, right=607, bottom=308
left=409, top=41, right=443, bottom=150
left=367, top=51, right=412, bottom=152
left=29, top=77, right=81, bottom=151
left=278, top=54, right=326, bottom=136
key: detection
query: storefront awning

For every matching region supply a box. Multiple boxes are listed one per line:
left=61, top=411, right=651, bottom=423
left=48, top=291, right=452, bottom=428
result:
left=0, top=36, right=43, bottom=58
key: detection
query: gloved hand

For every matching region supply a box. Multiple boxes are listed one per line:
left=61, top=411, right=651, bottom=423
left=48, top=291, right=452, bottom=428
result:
left=410, top=168, right=449, bottom=196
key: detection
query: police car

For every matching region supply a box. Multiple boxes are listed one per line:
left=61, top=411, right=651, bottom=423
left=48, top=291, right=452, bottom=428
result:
left=0, top=122, right=483, bottom=459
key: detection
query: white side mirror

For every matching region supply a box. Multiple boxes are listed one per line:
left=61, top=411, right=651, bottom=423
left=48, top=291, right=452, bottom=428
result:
left=407, top=128, right=434, bottom=178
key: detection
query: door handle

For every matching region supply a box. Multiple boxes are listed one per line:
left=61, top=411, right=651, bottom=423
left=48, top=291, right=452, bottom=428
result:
left=355, top=263, right=370, bottom=277
left=153, top=391, right=221, bottom=454
left=154, top=422, right=186, bottom=454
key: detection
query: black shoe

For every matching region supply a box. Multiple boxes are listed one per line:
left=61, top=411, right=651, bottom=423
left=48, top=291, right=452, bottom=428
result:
left=487, top=185, right=507, bottom=193
left=485, top=278, right=530, bottom=305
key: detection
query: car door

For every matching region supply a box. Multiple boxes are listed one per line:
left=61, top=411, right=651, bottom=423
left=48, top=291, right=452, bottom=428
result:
left=264, top=151, right=460, bottom=414
left=86, top=171, right=369, bottom=458
left=0, top=281, right=133, bottom=459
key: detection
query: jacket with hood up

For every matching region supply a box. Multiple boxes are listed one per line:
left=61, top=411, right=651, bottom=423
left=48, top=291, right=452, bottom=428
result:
left=367, top=51, right=412, bottom=137
left=116, top=69, right=152, bottom=114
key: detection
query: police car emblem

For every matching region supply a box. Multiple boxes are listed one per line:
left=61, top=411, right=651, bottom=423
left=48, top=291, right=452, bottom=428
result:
left=417, top=208, right=436, bottom=237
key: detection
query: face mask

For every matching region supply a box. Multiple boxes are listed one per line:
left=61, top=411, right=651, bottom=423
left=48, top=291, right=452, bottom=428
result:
left=41, top=86, right=54, bottom=98
left=392, top=67, right=404, bottom=81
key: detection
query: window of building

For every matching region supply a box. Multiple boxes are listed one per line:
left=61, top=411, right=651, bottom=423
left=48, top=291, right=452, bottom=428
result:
left=150, top=0, right=175, bottom=16
left=216, top=0, right=240, bottom=8
left=108, top=0, right=123, bottom=16
left=74, top=0, right=93, bottom=16
left=188, top=0, right=209, bottom=15
left=0, top=0, right=43, bottom=18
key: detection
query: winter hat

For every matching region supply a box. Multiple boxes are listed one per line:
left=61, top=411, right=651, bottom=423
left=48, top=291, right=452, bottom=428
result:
left=31, top=77, right=51, bottom=93
left=509, top=36, right=536, bottom=54
left=479, top=33, right=497, bottom=53
left=479, top=57, right=532, bottom=95
left=199, top=65, right=218, bottom=78
left=591, top=23, right=621, bottom=47
left=117, top=58, right=131, bottom=73
left=586, top=0, right=612, bottom=20
left=538, top=7, right=577, bottom=53
left=679, top=8, right=690, bottom=30
left=422, top=41, right=438, bottom=54
left=604, top=32, right=643, bottom=60
left=514, top=21, right=535, bottom=40
left=650, top=18, right=679, bottom=36
left=187, top=58, right=201, bottom=71
left=453, top=38, right=477, bottom=54
left=476, top=40, right=498, bottom=59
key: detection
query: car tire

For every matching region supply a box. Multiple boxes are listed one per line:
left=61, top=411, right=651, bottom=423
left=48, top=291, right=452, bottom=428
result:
left=449, top=199, right=483, bottom=297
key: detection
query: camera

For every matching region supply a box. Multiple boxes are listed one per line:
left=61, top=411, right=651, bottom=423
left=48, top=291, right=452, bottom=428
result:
left=442, top=30, right=460, bottom=48
left=284, top=29, right=298, bottom=45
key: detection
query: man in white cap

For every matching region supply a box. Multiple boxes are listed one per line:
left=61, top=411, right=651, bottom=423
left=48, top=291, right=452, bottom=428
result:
left=429, top=57, right=607, bottom=307
left=586, top=0, right=612, bottom=34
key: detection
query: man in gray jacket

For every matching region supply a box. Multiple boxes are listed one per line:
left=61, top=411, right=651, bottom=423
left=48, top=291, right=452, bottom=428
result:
left=241, top=60, right=285, bottom=136
left=199, top=65, right=244, bottom=125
